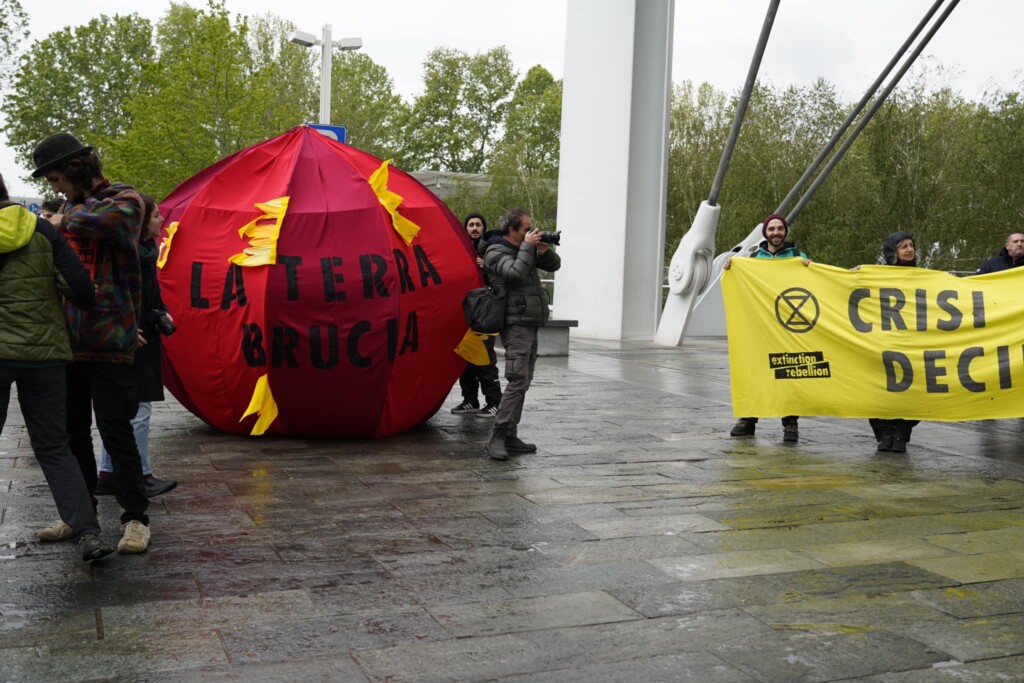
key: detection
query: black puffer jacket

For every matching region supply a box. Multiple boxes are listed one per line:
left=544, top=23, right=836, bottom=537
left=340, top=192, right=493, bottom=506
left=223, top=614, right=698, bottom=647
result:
left=133, top=238, right=166, bottom=402
left=473, top=230, right=501, bottom=286
left=483, top=233, right=561, bottom=326
left=976, top=248, right=1024, bottom=274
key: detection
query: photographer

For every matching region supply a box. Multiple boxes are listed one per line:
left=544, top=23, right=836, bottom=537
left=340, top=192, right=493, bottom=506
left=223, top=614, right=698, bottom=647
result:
left=482, top=209, right=561, bottom=460
left=96, top=195, right=177, bottom=497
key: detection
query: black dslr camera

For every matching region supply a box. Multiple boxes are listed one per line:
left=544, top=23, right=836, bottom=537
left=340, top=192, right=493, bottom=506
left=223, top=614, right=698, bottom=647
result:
left=148, top=309, right=177, bottom=336
left=538, top=230, right=562, bottom=246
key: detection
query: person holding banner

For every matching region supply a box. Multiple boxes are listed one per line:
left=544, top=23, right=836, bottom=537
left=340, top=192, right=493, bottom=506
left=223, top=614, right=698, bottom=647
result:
left=852, top=231, right=922, bottom=452
left=976, top=232, right=1024, bottom=274
left=724, top=213, right=808, bottom=442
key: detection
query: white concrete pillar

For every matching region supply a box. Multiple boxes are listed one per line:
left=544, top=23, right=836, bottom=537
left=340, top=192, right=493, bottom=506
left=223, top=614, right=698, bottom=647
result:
left=553, top=0, right=674, bottom=340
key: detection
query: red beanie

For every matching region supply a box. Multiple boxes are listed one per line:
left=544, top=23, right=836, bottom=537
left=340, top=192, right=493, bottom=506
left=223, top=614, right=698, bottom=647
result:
left=761, top=213, right=789, bottom=238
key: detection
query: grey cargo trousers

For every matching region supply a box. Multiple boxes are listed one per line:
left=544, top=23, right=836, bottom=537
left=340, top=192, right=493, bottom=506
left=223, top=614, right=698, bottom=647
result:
left=494, top=325, right=538, bottom=436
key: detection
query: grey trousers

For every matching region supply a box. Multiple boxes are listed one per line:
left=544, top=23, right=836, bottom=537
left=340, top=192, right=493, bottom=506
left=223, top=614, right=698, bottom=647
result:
left=494, top=325, right=538, bottom=435
left=0, top=364, right=101, bottom=537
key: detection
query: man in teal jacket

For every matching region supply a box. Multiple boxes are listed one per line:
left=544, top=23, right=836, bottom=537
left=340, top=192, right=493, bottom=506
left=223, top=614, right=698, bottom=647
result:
left=725, top=213, right=808, bottom=442
left=0, top=175, right=112, bottom=561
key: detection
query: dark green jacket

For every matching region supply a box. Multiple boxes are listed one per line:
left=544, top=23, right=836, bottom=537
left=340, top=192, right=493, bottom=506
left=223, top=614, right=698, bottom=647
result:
left=483, top=234, right=561, bottom=326
left=0, top=205, right=95, bottom=362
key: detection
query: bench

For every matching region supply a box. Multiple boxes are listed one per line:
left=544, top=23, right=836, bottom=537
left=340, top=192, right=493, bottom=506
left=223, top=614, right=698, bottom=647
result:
left=495, top=319, right=579, bottom=357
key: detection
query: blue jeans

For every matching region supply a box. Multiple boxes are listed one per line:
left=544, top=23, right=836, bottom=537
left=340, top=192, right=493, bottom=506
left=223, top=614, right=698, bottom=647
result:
left=100, top=401, right=152, bottom=476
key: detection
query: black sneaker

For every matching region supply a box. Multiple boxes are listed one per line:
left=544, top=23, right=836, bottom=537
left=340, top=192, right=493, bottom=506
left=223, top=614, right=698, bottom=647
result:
left=730, top=419, right=755, bottom=437
left=891, top=435, right=907, bottom=453
left=783, top=424, right=799, bottom=443
left=145, top=475, right=178, bottom=498
left=877, top=433, right=894, bottom=452
left=476, top=404, right=498, bottom=418
left=94, top=476, right=114, bottom=496
left=451, top=401, right=479, bottom=415
left=505, top=435, right=537, bottom=454
left=78, top=533, right=114, bottom=562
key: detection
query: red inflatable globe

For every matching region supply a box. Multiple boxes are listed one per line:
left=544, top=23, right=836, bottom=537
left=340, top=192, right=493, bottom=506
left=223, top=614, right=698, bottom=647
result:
left=156, top=126, right=479, bottom=437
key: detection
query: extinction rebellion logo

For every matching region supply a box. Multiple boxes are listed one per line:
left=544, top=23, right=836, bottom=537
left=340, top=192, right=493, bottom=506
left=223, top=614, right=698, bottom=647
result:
left=775, top=287, right=819, bottom=333
left=770, top=288, right=830, bottom=378
left=769, top=351, right=832, bottom=379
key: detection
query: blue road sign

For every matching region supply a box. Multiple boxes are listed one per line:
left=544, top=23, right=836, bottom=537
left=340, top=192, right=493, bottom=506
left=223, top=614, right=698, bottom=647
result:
left=308, top=124, right=347, bottom=143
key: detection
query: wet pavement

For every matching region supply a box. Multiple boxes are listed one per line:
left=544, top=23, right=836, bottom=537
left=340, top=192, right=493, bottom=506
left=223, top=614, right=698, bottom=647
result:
left=3, top=337, right=1024, bottom=682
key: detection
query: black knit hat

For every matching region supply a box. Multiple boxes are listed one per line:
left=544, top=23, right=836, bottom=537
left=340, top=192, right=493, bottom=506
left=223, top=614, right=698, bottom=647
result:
left=761, top=213, right=789, bottom=239
left=463, top=212, right=487, bottom=230
left=31, top=133, right=93, bottom=178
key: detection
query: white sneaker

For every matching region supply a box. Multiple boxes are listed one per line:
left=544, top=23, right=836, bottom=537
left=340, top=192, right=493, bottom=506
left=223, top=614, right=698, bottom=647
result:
left=37, top=520, right=73, bottom=542
left=117, top=520, right=151, bottom=554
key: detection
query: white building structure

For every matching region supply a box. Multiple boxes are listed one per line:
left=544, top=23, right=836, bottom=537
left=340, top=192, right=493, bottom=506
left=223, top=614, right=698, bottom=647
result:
left=553, top=0, right=675, bottom=341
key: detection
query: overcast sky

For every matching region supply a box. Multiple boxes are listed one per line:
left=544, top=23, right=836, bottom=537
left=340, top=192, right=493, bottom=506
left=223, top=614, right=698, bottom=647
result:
left=4, top=0, right=1022, bottom=197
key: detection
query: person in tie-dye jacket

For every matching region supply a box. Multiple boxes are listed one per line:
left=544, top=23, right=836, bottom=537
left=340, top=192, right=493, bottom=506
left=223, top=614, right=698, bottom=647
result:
left=32, top=132, right=151, bottom=555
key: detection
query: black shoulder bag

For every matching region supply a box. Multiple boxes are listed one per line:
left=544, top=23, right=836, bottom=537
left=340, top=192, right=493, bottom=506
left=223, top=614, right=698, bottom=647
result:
left=462, top=286, right=505, bottom=334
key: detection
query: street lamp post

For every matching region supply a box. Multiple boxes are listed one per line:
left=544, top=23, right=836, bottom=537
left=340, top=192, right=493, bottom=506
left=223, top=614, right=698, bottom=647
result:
left=290, top=24, right=363, bottom=125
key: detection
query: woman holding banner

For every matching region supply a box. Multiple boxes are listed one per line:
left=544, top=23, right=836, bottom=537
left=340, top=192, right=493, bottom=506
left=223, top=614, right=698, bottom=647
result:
left=853, top=231, right=922, bottom=452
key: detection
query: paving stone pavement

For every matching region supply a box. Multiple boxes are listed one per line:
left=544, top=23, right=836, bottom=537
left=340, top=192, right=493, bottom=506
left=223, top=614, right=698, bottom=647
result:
left=2, top=338, right=1024, bottom=682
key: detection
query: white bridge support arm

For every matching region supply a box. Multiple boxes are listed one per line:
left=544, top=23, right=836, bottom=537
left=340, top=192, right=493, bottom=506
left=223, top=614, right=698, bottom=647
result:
left=553, top=0, right=674, bottom=340
left=655, top=201, right=720, bottom=345
left=657, top=218, right=778, bottom=343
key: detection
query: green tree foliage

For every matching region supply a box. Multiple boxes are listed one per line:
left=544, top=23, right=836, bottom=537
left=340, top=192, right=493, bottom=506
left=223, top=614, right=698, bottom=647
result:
left=443, top=66, right=562, bottom=233
left=6, top=0, right=1021, bottom=278
left=3, top=2, right=412, bottom=198
left=975, top=89, right=1024, bottom=231
left=248, top=13, right=319, bottom=135
left=0, top=0, right=27, bottom=84
left=665, top=81, right=731, bottom=255
left=1, top=14, right=154, bottom=177
left=496, top=66, right=562, bottom=176
left=403, top=47, right=517, bottom=173
left=329, top=51, right=409, bottom=161
left=105, top=2, right=315, bottom=197
left=864, top=84, right=980, bottom=268
left=666, top=70, right=1024, bottom=272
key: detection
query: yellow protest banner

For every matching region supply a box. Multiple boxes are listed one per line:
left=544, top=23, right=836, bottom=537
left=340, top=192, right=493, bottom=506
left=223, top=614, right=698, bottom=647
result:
left=722, top=258, right=1024, bottom=420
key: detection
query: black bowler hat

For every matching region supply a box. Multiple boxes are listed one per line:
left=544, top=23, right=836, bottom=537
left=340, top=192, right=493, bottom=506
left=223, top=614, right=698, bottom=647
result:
left=31, top=133, right=93, bottom=178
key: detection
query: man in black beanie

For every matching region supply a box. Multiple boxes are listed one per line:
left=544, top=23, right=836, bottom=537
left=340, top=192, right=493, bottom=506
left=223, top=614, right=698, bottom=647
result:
left=724, top=213, right=808, bottom=442
left=452, top=212, right=502, bottom=417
